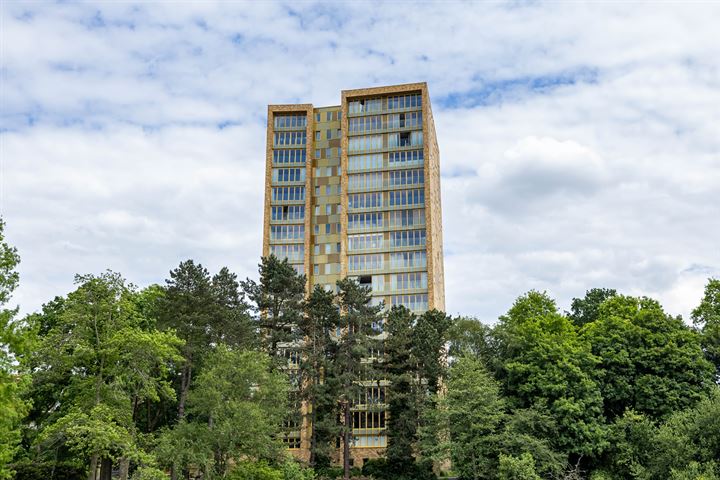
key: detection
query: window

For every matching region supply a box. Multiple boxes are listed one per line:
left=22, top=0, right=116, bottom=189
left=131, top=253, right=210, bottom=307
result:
left=389, top=229, right=426, bottom=247
left=388, top=149, right=423, bottom=166
left=273, top=149, right=306, bottom=165
left=391, top=272, right=427, bottom=291
left=388, top=209, right=425, bottom=228
left=272, top=168, right=306, bottom=183
left=386, top=93, right=422, bottom=110
left=325, top=243, right=332, bottom=254
left=388, top=188, right=424, bottom=207
left=274, top=131, right=307, bottom=146
left=348, top=135, right=383, bottom=153
left=348, top=154, right=383, bottom=171
left=348, top=254, right=384, bottom=272
left=271, top=186, right=305, bottom=202
left=326, top=112, right=332, bottom=121
left=314, top=245, right=320, bottom=255
left=314, top=264, right=319, bottom=275
left=390, top=251, right=427, bottom=269
left=326, top=147, right=333, bottom=158
left=349, top=172, right=383, bottom=191
left=327, top=129, right=332, bottom=139
left=316, top=113, right=321, bottom=122
left=314, top=225, right=319, bottom=234
left=315, top=149, right=321, bottom=158
left=348, top=192, right=383, bottom=210
left=348, top=212, right=384, bottom=230
left=348, top=233, right=383, bottom=251
left=325, top=224, right=331, bottom=234
left=269, top=244, right=304, bottom=262
left=271, top=205, right=305, bottom=221
left=270, top=224, right=304, bottom=240
left=315, top=186, right=320, bottom=196
left=391, top=294, right=428, bottom=312
left=273, top=114, right=307, bottom=129
left=388, top=169, right=423, bottom=187
left=326, top=204, right=332, bottom=215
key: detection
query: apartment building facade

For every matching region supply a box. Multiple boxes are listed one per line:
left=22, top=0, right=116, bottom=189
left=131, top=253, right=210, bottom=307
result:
left=262, top=82, right=444, bottom=466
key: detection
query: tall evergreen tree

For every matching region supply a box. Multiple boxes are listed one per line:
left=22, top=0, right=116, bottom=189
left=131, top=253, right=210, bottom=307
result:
left=298, top=286, right=341, bottom=468
left=384, top=306, right=417, bottom=476
left=242, top=255, right=306, bottom=359
left=334, top=278, right=382, bottom=480
left=159, top=260, right=253, bottom=422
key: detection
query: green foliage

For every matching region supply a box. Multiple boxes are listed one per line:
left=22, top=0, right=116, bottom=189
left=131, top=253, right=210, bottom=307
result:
left=159, top=346, right=289, bottom=478
left=160, top=260, right=254, bottom=423
left=692, top=278, right=720, bottom=378
left=669, top=462, right=719, bottom=480
left=242, top=255, right=305, bottom=358
left=583, top=295, right=714, bottom=420
left=334, top=278, right=383, bottom=478
left=28, top=271, right=183, bottom=476
left=494, top=291, right=605, bottom=457
left=569, top=288, right=617, bottom=326
left=384, top=306, right=417, bottom=473
left=441, top=356, right=506, bottom=480
left=228, top=461, right=282, bottom=480
left=447, top=316, right=494, bottom=364
left=650, top=387, right=720, bottom=478
left=498, top=453, right=541, bottom=480
left=498, top=407, right=565, bottom=477
left=299, top=286, right=341, bottom=467
left=0, top=218, right=29, bottom=480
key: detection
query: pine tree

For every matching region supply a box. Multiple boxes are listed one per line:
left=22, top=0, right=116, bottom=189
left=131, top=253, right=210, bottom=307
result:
left=334, top=278, right=382, bottom=480
left=299, top=285, right=341, bottom=468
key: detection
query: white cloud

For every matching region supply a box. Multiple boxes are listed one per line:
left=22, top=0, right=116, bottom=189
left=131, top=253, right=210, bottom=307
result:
left=1, top=1, right=719, bottom=322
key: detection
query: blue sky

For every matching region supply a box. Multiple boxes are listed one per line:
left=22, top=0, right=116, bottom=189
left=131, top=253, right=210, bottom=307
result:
left=1, top=1, right=719, bottom=322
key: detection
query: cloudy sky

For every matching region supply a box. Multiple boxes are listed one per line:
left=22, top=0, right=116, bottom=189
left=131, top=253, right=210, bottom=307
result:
left=2, top=1, right=719, bottom=323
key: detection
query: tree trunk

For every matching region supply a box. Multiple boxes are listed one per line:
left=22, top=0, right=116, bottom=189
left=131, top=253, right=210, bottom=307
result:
left=343, top=402, right=351, bottom=480
left=99, top=457, right=112, bottom=480
left=309, top=405, right=317, bottom=466
left=178, top=356, right=193, bottom=420
left=88, top=455, right=98, bottom=480
left=118, top=457, right=129, bottom=480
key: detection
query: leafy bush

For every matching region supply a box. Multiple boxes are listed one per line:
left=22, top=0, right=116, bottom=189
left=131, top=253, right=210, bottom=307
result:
left=228, top=461, right=283, bottom=480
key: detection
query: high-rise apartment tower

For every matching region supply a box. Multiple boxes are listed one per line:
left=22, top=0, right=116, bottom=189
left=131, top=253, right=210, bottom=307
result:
left=262, top=82, right=444, bottom=466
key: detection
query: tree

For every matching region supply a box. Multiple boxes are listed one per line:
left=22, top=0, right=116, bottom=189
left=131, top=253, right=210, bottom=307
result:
left=582, top=295, right=714, bottom=420
left=334, top=278, right=382, bottom=480
left=649, top=387, right=720, bottom=479
left=242, top=255, right=306, bottom=360
left=494, top=291, right=605, bottom=459
left=33, top=272, right=182, bottom=480
left=498, top=453, right=542, bottom=480
left=157, top=346, right=289, bottom=478
left=159, top=260, right=253, bottom=423
left=692, top=278, right=720, bottom=379
left=298, top=286, right=340, bottom=468
left=447, top=316, right=494, bottom=365
left=413, top=309, right=452, bottom=396
left=0, top=218, right=30, bottom=480
left=440, top=356, right=506, bottom=480
left=384, top=306, right=417, bottom=476
left=568, top=288, right=617, bottom=326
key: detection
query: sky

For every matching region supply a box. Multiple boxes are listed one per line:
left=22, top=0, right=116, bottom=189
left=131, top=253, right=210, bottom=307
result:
left=1, top=1, right=719, bottom=323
